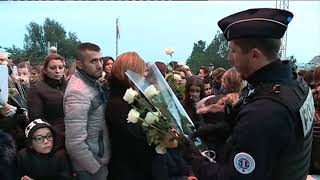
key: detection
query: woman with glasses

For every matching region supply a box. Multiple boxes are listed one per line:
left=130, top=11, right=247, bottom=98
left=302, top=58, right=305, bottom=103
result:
left=16, top=119, right=72, bottom=180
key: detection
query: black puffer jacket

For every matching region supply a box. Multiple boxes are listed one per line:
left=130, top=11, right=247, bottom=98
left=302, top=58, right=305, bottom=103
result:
left=16, top=148, right=72, bottom=180
left=27, top=75, right=67, bottom=149
left=0, top=110, right=27, bottom=150
left=106, top=77, right=154, bottom=180
left=0, top=130, right=17, bottom=180
left=152, top=149, right=194, bottom=180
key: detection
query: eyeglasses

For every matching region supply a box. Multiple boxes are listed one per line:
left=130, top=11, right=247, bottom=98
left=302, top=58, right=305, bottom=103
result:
left=32, top=132, right=53, bottom=144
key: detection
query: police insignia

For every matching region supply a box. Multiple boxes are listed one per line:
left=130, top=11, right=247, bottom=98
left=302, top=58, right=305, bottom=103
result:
left=299, top=89, right=315, bottom=137
left=233, top=152, right=255, bottom=174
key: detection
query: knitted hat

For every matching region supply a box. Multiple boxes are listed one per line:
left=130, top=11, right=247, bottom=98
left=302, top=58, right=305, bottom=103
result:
left=25, top=119, right=55, bottom=145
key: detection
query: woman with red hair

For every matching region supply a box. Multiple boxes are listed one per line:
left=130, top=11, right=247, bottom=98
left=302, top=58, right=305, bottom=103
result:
left=27, top=53, right=67, bottom=150
left=105, top=52, right=153, bottom=180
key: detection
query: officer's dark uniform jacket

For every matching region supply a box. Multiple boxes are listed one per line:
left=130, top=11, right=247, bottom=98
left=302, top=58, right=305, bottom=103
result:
left=184, top=59, right=314, bottom=180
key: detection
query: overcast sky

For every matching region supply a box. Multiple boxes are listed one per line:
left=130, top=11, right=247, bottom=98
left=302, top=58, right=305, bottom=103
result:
left=0, top=1, right=319, bottom=64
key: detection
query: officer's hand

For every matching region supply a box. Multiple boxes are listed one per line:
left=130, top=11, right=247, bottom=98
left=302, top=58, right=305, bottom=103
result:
left=191, top=124, right=216, bottom=138
left=179, top=140, right=203, bottom=162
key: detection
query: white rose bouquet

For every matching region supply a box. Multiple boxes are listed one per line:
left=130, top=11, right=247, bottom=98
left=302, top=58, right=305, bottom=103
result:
left=124, top=64, right=204, bottom=154
left=123, top=85, right=174, bottom=154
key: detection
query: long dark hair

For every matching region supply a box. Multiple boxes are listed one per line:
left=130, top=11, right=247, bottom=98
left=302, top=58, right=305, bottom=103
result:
left=185, top=75, right=204, bottom=105
left=102, top=56, right=114, bottom=70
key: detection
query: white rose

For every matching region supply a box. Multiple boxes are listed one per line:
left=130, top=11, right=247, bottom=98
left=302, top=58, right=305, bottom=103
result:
left=144, top=85, right=159, bottom=99
left=127, top=108, right=140, bottom=123
left=165, top=48, right=174, bottom=56
left=143, top=112, right=160, bottom=126
left=123, top=88, right=138, bottom=104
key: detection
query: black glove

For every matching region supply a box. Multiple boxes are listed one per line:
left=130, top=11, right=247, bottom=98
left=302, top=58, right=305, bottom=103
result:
left=179, top=139, right=203, bottom=162
left=192, top=121, right=231, bottom=139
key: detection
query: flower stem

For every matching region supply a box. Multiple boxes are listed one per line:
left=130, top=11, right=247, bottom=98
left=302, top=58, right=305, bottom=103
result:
left=137, top=117, right=171, bottom=137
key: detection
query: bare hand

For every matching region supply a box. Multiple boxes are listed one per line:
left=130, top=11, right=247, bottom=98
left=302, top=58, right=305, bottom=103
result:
left=217, top=93, right=239, bottom=106
left=188, top=176, right=198, bottom=180
left=98, top=71, right=106, bottom=82
left=306, top=175, right=315, bottom=180
left=197, top=103, right=224, bottom=114
left=163, top=129, right=179, bottom=149
left=197, top=93, right=239, bottom=114
left=0, top=103, right=17, bottom=117
left=21, top=176, right=34, bottom=180
left=196, top=95, right=216, bottom=110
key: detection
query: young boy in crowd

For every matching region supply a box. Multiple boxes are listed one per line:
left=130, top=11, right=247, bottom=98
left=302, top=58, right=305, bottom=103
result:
left=17, top=119, right=72, bottom=180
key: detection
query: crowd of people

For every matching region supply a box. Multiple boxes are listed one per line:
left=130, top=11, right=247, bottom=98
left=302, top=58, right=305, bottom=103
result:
left=0, top=7, right=319, bottom=180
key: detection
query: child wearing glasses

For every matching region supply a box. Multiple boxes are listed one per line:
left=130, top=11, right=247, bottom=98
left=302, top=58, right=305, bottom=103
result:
left=16, top=119, right=72, bottom=180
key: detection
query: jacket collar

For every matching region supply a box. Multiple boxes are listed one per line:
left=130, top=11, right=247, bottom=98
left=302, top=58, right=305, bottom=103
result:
left=109, top=76, right=130, bottom=96
left=75, top=68, right=99, bottom=87
left=75, top=68, right=107, bottom=102
left=43, top=75, right=65, bottom=89
left=246, top=59, right=293, bottom=87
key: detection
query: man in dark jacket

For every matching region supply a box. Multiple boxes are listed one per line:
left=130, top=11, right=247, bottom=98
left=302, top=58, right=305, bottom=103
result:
left=182, top=8, right=314, bottom=180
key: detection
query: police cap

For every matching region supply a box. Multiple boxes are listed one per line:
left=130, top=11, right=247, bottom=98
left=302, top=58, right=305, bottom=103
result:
left=218, top=8, right=294, bottom=41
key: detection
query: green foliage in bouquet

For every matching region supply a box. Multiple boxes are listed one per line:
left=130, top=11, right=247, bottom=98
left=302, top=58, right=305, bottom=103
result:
left=166, top=73, right=185, bottom=100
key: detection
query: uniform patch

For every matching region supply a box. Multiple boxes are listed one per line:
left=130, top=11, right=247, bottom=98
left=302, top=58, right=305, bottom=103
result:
left=299, top=89, right=315, bottom=137
left=233, top=152, right=255, bottom=174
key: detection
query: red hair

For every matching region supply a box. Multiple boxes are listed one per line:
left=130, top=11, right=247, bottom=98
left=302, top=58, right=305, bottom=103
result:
left=43, top=53, right=65, bottom=70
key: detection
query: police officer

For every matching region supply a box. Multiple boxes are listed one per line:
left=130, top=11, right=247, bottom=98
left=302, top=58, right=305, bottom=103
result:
left=181, top=8, right=314, bottom=180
